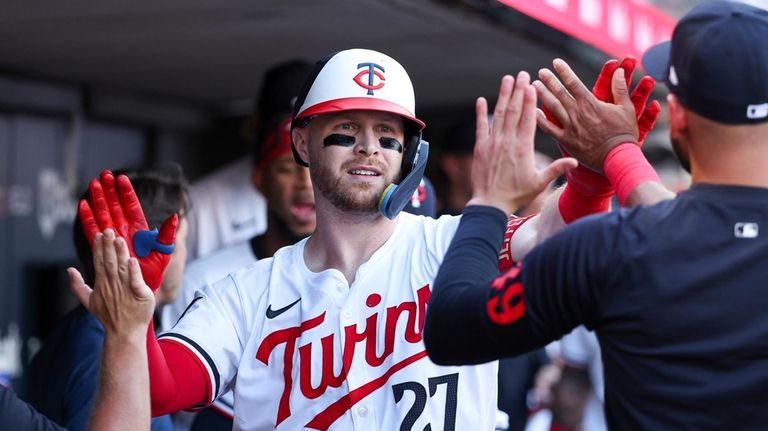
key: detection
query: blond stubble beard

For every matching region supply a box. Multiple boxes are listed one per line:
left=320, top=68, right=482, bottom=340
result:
left=311, top=161, right=393, bottom=213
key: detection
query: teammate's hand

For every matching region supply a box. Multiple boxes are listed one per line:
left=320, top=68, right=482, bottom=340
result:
left=78, top=170, right=178, bottom=293
left=548, top=56, right=661, bottom=146
left=534, top=58, right=638, bottom=173
left=68, top=229, right=156, bottom=335
left=467, top=72, right=577, bottom=215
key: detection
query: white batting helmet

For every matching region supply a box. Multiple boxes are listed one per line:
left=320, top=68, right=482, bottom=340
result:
left=291, top=49, right=425, bottom=151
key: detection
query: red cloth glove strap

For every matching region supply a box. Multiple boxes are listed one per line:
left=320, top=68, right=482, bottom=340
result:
left=558, top=182, right=612, bottom=224
left=558, top=145, right=614, bottom=198
left=603, top=143, right=661, bottom=206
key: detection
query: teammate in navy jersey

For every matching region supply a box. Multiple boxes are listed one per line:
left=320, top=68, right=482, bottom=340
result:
left=425, top=2, right=768, bottom=429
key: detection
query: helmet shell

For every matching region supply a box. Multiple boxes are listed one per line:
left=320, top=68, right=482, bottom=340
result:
left=292, top=49, right=425, bottom=131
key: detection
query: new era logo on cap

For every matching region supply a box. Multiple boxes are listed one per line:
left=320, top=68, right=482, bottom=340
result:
left=642, top=1, right=768, bottom=124
left=747, top=103, right=768, bottom=120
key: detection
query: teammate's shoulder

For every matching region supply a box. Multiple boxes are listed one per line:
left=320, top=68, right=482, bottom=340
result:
left=187, top=241, right=256, bottom=270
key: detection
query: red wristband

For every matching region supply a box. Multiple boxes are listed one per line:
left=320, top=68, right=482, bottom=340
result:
left=498, top=214, right=536, bottom=271
left=558, top=183, right=612, bottom=224
left=603, top=143, right=661, bottom=206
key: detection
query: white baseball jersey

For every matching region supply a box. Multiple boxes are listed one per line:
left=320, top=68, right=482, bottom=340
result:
left=160, top=213, right=498, bottom=431
left=186, top=157, right=267, bottom=261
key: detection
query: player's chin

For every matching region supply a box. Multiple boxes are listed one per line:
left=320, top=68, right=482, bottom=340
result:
left=289, top=222, right=317, bottom=238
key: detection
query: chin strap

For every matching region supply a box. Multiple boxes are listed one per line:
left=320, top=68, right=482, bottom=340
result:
left=378, top=140, right=429, bottom=219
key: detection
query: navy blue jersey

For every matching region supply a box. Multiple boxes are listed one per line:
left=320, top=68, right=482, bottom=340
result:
left=0, top=386, right=66, bottom=431
left=425, top=184, right=768, bottom=429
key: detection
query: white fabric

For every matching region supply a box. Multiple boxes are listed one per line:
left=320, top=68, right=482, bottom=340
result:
left=162, top=241, right=258, bottom=330
left=559, top=326, right=606, bottom=431
left=161, top=213, right=498, bottom=431
left=185, top=157, right=267, bottom=261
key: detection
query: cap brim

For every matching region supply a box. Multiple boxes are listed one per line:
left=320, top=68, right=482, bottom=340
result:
left=296, top=97, right=426, bottom=130
left=641, top=41, right=672, bottom=81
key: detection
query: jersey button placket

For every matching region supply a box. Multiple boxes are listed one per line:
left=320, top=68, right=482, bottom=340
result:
left=351, top=403, right=375, bottom=429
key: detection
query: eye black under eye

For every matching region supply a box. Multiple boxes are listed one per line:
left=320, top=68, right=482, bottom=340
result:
left=323, top=134, right=356, bottom=147
left=379, top=137, right=403, bottom=153
left=322, top=134, right=403, bottom=153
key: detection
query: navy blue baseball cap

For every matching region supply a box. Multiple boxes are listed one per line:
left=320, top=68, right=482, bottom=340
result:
left=642, top=1, right=768, bottom=124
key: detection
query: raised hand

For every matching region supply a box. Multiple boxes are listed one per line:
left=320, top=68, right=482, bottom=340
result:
left=590, top=56, right=661, bottom=145
left=78, top=170, right=178, bottom=293
left=545, top=57, right=661, bottom=201
left=467, top=72, right=577, bottom=215
left=68, top=229, right=155, bottom=335
left=534, top=58, right=638, bottom=173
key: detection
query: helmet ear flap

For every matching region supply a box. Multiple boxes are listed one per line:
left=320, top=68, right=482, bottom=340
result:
left=378, top=137, right=429, bottom=219
left=400, top=133, right=422, bottom=180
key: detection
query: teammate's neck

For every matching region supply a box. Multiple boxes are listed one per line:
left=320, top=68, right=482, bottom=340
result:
left=688, top=122, right=768, bottom=188
left=304, top=203, right=397, bottom=285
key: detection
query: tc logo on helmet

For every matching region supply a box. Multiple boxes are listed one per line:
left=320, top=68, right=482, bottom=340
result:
left=353, top=63, right=385, bottom=95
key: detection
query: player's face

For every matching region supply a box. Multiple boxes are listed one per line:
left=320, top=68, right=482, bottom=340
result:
left=156, top=217, right=188, bottom=306
left=303, top=110, right=405, bottom=213
left=262, top=154, right=316, bottom=238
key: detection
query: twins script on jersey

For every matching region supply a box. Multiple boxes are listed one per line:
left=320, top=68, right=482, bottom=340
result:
left=160, top=213, right=498, bottom=431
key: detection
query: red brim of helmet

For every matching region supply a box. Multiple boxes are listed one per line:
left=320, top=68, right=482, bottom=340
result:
left=296, top=97, right=426, bottom=130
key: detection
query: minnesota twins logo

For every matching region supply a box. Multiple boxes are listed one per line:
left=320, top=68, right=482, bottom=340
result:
left=353, top=62, right=385, bottom=95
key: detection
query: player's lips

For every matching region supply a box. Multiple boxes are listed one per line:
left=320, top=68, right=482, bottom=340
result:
left=290, top=202, right=316, bottom=222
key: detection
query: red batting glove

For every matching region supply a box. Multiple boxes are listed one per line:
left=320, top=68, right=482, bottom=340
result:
left=78, top=170, right=178, bottom=293
left=545, top=57, right=660, bottom=187
left=551, top=56, right=663, bottom=222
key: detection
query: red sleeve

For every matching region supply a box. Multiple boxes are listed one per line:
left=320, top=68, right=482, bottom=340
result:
left=146, top=321, right=211, bottom=416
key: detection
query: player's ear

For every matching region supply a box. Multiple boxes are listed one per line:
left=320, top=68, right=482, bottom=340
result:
left=667, top=93, right=687, bottom=136
left=292, top=128, right=310, bottom=167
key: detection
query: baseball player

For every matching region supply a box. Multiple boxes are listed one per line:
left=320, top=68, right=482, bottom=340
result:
left=71, top=48, right=656, bottom=431
left=425, top=1, right=768, bottom=429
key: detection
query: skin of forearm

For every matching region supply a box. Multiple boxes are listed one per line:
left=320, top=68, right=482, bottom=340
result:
left=88, top=331, right=151, bottom=431
left=624, top=181, right=676, bottom=207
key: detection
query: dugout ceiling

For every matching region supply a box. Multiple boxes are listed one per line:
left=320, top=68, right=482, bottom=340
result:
left=0, top=0, right=617, bottom=115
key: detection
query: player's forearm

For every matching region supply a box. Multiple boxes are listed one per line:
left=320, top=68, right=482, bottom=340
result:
left=623, top=181, right=675, bottom=207
left=146, top=321, right=210, bottom=416
left=426, top=206, right=545, bottom=364
left=89, top=330, right=151, bottom=431
left=425, top=206, right=508, bottom=364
